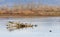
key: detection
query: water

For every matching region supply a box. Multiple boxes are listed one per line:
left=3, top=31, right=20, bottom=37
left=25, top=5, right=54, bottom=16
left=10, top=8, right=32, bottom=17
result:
left=0, top=17, right=60, bottom=37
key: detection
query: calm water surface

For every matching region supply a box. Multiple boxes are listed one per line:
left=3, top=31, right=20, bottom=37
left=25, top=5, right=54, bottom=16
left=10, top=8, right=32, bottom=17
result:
left=0, top=17, right=60, bottom=37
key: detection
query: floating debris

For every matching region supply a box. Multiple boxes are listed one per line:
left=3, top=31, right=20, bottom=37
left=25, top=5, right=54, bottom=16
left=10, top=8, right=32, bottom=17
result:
left=49, top=30, right=52, bottom=32
left=6, top=21, right=37, bottom=31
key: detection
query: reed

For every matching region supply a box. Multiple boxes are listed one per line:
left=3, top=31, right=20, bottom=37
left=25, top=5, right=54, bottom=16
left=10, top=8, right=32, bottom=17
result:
left=0, top=4, right=60, bottom=17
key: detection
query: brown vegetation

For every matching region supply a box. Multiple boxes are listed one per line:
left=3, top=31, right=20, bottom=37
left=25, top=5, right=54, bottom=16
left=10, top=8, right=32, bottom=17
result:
left=0, top=4, right=60, bottom=17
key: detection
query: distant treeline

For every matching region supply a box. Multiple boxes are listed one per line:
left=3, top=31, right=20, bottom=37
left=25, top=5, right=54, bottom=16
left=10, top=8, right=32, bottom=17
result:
left=0, top=4, right=60, bottom=16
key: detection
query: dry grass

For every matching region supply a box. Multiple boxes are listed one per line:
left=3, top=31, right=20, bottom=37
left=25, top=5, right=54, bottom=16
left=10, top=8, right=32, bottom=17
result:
left=0, top=5, right=60, bottom=17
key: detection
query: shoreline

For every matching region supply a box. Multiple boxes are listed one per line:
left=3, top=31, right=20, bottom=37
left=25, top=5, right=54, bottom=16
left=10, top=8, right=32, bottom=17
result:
left=0, top=13, right=60, bottom=18
left=0, top=15, right=60, bottom=18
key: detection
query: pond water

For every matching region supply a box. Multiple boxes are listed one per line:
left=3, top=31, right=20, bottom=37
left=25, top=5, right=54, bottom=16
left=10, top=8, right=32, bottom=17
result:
left=0, top=17, right=60, bottom=37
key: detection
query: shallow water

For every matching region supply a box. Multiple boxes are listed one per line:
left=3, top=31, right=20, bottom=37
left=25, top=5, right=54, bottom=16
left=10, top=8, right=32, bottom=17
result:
left=0, top=17, right=60, bottom=37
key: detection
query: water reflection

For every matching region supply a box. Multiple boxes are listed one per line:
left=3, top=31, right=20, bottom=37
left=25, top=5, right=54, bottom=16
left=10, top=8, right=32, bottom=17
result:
left=0, top=17, right=60, bottom=32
